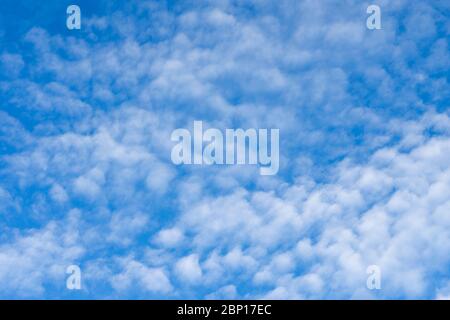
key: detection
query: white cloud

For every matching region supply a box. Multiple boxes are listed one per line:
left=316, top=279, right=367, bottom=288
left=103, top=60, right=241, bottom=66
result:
left=0, top=53, right=24, bottom=78
left=175, top=254, right=203, bottom=284
left=145, top=162, right=175, bottom=195
left=111, top=259, right=172, bottom=294
left=0, top=214, right=84, bottom=298
left=50, top=183, right=69, bottom=203
left=205, top=284, right=237, bottom=299
left=107, top=211, right=149, bottom=246
left=154, top=228, right=184, bottom=248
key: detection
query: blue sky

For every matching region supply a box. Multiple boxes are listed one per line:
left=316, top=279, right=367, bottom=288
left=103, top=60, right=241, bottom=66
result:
left=0, top=0, right=449, bottom=299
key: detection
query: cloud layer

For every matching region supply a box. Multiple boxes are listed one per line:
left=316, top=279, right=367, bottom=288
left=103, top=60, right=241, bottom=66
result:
left=0, top=0, right=449, bottom=299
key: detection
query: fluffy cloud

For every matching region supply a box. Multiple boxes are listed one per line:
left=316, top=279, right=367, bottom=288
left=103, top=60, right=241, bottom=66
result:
left=111, top=258, right=173, bottom=294
left=0, top=211, right=84, bottom=298
left=175, top=254, right=203, bottom=284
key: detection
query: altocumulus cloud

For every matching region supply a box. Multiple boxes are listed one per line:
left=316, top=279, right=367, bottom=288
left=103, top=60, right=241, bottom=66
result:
left=0, top=0, right=449, bottom=299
